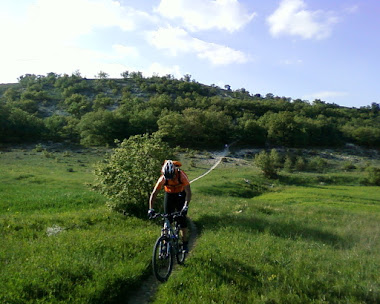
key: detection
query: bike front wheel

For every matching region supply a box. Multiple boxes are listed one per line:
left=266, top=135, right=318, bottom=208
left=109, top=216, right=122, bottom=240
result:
left=152, top=236, right=174, bottom=282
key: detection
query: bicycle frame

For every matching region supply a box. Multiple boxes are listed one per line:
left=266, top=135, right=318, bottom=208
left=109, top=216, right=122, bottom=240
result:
left=158, top=213, right=181, bottom=254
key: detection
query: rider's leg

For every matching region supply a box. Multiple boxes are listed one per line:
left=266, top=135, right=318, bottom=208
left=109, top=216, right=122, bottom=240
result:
left=164, top=192, right=176, bottom=223
left=180, top=227, right=189, bottom=242
left=177, top=191, right=189, bottom=252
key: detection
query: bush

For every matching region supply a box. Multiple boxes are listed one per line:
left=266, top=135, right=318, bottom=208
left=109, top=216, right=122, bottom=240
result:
left=269, top=148, right=282, bottom=168
left=94, top=134, right=174, bottom=217
left=283, top=155, right=293, bottom=172
left=294, top=156, right=307, bottom=171
left=254, top=150, right=278, bottom=179
left=309, top=156, right=328, bottom=173
left=342, top=161, right=356, bottom=171
left=365, top=166, right=380, bottom=185
left=34, top=143, right=43, bottom=152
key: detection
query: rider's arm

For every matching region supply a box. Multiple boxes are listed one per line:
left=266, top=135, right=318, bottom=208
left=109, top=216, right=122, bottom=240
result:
left=149, top=188, right=159, bottom=209
left=149, top=176, right=164, bottom=209
left=184, top=184, right=191, bottom=207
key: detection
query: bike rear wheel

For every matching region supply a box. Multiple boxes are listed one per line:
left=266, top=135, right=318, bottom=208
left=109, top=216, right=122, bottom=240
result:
left=152, top=236, right=173, bottom=282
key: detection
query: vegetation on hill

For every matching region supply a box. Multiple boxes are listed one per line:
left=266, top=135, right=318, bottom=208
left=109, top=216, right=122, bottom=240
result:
left=1, top=72, right=379, bottom=148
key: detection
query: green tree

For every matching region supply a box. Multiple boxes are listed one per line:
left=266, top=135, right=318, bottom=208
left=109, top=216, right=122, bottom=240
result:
left=3, top=87, right=21, bottom=102
left=121, top=71, right=129, bottom=79
left=95, top=71, right=109, bottom=79
left=78, top=110, right=122, bottom=146
left=237, top=116, right=267, bottom=145
left=157, top=108, right=233, bottom=147
left=63, top=94, right=91, bottom=118
left=94, top=133, right=173, bottom=217
left=0, top=102, right=11, bottom=141
left=44, top=115, right=68, bottom=141
left=128, top=108, right=158, bottom=135
left=6, top=108, right=45, bottom=142
left=258, top=111, right=307, bottom=147
left=18, top=74, right=38, bottom=87
left=93, top=94, right=114, bottom=111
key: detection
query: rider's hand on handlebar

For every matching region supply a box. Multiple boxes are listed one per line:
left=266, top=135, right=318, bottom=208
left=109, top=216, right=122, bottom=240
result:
left=181, top=205, right=188, bottom=216
left=148, top=208, right=155, bottom=219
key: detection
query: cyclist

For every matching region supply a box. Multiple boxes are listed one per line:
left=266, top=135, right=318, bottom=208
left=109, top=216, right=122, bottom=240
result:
left=148, top=160, right=192, bottom=252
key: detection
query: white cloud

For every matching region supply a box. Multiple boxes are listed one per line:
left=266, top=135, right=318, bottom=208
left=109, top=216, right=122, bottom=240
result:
left=0, top=0, right=152, bottom=82
left=267, top=0, right=339, bottom=40
left=303, top=91, right=348, bottom=101
left=146, top=26, right=249, bottom=65
left=112, top=45, right=140, bottom=58
left=194, top=40, right=249, bottom=65
left=281, top=59, right=303, bottom=65
left=156, top=0, right=256, bottom=32
left=143, top=63, right=182, bottom=78
left=344, top=5, right=359, bottom=14
left=146, top=26, right=190, bottom=56
left=26, top=0, right=146, bottom=41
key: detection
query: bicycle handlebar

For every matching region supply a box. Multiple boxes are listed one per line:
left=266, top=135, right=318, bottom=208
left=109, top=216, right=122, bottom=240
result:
left=151, top=211, right=182, bottom=220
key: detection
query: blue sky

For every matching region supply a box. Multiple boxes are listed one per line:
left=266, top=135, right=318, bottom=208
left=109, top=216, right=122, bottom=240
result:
left=0, top=0, right=379, bottom=108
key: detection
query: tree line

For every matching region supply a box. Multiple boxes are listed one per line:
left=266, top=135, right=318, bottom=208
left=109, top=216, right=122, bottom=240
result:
left=0, top=72, right=379, bottom=148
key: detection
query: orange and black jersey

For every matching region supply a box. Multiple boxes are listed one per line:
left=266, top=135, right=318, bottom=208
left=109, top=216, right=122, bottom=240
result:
left=153, top=170, right=190, bottom=194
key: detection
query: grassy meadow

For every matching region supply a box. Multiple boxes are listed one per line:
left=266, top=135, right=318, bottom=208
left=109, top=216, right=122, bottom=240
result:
left=1, top=145, right=379, bottom=303
left=0, top=145, right=160, bottom=303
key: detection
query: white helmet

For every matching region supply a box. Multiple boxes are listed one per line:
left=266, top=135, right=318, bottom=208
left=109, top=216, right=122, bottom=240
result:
left=162, top=160, right=175, bottom=179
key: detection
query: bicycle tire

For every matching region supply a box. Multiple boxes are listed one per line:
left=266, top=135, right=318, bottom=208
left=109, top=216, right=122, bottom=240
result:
left=152, top=236, right=173, bottom=282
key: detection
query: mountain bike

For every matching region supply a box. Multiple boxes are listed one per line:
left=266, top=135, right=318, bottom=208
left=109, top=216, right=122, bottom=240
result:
left=150, top=212, right=186, bottom=282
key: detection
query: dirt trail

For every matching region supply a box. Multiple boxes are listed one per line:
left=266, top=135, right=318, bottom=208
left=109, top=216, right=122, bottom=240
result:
left=189, top=147, right=228, bottom=184
left=127, top=147, right=229, bottom=304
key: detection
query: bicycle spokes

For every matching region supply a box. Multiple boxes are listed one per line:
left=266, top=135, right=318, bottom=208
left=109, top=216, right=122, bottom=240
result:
left=152, top=236, right=173, bottom=282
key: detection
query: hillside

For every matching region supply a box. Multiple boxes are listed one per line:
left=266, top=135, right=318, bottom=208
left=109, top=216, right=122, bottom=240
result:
left=0, top=72, right=379, bottom=148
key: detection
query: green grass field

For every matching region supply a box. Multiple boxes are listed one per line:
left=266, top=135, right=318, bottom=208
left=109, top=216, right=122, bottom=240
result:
left=1, top=146, right=379, bottom=303
left=0, top=147, right=159, bottom=303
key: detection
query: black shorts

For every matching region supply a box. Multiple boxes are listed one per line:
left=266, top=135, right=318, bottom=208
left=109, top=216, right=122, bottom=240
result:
left=164, top=191, right=187, bottom=228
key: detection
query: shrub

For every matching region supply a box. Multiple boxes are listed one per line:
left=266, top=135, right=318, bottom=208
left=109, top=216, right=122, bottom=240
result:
left=42, top=149, right=53, bottom=158
left=309, top=156, right=328, bottom=173
left=342, top=161, right=356, bottom=171
left=34, top=143, right=43, bottom=152
left=270, top=148, right=282, bottom=168
left=283, top=155, right=293, bottom=172
left=365, top=166, right=380, bottom=185
left=94, top=134, right=174, bottom=217
left=254, top=150, right=278, bottom=179
left=294, top=156, right=307, bottom=171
